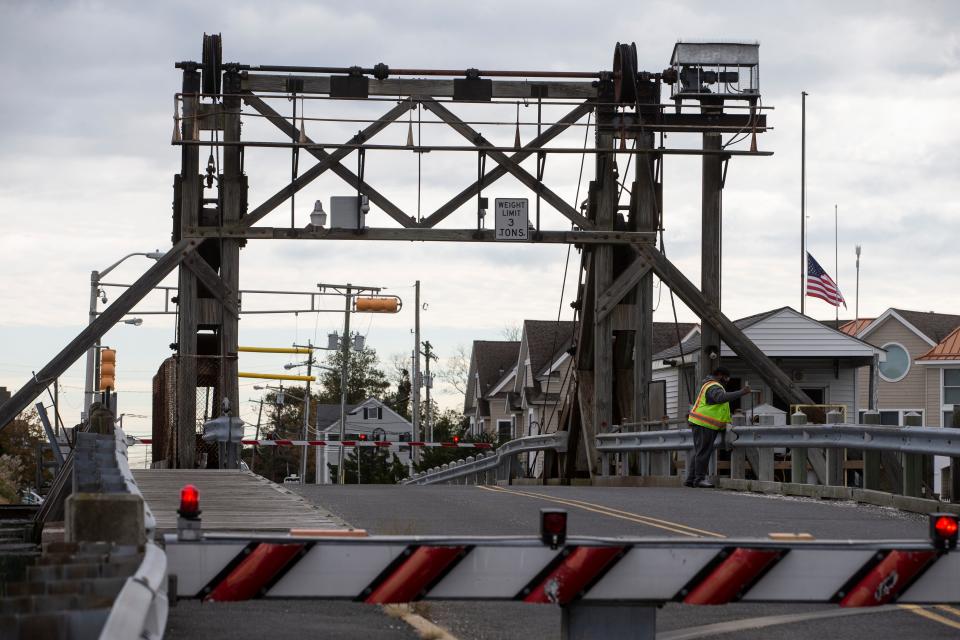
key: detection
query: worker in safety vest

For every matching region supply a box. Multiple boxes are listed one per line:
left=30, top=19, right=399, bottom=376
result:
left=684, top=367, right=750, bottom=488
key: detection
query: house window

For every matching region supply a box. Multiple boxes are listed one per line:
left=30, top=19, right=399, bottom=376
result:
left=944, top=369, right=960, bottom=405
left=363, top=407, right=383, bottom=420
left=497, top=419, right=513, bottom=442
left=879, top=342, right=910, bottom=382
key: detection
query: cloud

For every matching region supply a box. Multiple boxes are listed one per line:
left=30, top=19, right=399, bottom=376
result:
left=0, top=1, right=956, bottom=440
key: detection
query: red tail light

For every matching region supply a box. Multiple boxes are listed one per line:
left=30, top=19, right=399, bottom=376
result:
left=179, top=484, right=201, bottom=519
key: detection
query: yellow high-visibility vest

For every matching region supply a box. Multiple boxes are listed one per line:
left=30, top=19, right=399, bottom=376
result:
left=688, top=381, right=732, bottom=430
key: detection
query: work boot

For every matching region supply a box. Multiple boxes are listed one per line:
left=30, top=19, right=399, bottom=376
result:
left=695, top=480, right=715, bottom=488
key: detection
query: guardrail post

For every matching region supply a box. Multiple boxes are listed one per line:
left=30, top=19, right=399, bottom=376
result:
left=757, top=415, right=775, bottom=482
left=862, top=410, right=882, bottom=490
left=790, top=411, right=808, bottom=484
left=825, top=410, right=845, bottom=486
left=903, top=411, right=923, bottom=498
left=562, top=603, right=656, bottom=640
left=729, top=414, right=746, bottom=480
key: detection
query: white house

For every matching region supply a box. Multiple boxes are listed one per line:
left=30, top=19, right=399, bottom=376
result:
left=315, top=397, right=413, bottom=484
left=652, top=307, right=884, bottom=422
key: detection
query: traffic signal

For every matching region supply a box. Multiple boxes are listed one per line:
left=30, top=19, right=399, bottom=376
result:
left=354, top=296, right=401, bottom=313
left=99, top=348, right=116, bottom=391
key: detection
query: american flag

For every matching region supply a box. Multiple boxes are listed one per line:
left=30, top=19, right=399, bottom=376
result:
left=806, top=252, right=846, bottom=308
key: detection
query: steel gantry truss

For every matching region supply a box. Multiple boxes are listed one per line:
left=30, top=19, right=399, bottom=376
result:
left=0, top=35, right=815, bottom=476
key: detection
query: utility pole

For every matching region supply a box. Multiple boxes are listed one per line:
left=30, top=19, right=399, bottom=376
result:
left=337, top=286, right=352, bottom=484
left=250, top=398, right=263, bottom=473
left=300, top=341, right=313, bottom=483
left=412, top=281, right=421, bottom=447
left=422, top=340, right=434, bottom=441
left=800, top=91, right=808, bottom=315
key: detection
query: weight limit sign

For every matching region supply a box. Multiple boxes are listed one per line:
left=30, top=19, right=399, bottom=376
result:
left=494, top=198, right=529, bottom=241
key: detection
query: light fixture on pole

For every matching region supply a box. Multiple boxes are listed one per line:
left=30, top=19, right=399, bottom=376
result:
left=83, top=252, right=164, bottom=419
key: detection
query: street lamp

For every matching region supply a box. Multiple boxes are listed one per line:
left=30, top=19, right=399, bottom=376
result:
left=83, top=251, right=164, bottom=418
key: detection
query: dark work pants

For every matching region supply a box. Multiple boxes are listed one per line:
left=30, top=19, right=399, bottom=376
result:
left=686, top=422, right=720, bottom=483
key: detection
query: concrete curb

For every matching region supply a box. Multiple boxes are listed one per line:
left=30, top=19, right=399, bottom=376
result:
left=718, top=478, right=960, bottom=515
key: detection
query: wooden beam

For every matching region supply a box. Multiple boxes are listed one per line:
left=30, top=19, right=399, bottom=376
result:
left=420, top=99, right=594, bottom=230
left=635, top=244, right=815, bottom=407
left=418, top=101, right=593, bottom=228
left=243, top=74, right=598, bottom=100
left=633, top=130, right=657, bottom=434
left=595, top=254, right=653, bottom=321
left=0, top=240, right=198, bottom=432
left=182, top=252, right=238, bottom=318
left=700, top=132, right=723, bottom=381
left=184, top=226, right=654, bottom=245
left=242, top=93, right=415, bottom=228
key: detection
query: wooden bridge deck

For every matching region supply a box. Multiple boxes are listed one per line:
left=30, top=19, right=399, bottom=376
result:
left=132, top=469, right=348, bottom=534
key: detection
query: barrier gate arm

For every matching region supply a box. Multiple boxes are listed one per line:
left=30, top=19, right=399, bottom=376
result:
left=164, top=534, right=960, bottom=606
left=163, top=499, right=959, bottom=639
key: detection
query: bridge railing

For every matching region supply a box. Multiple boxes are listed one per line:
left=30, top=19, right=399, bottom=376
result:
left=595, top=411, right=960, bottom=507
left=403, top=431, right=568, bottom=485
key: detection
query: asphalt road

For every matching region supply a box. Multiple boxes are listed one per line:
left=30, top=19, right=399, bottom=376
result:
left=282, top=484, right=959, bottom=640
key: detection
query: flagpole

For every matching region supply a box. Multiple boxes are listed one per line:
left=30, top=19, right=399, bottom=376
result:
left=855, top=244, right=861, bottom=323
left=834, top=203, right=839, bottom=326
left=800, top=91, right=807, bottom=315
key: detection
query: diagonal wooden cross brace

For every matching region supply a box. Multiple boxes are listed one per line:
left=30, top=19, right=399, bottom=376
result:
left=242, top=94, right=415, bottom=228
left=182, top=252, right=239, bottom=317
left=420, top=98, right=594, bottom=230
left=417, top=101, right=594, bottom=229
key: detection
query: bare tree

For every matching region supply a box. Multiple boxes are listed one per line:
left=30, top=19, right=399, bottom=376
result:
left=501, top=324, right=522, bottom=341
left=437, top=344, right=470, bottom=396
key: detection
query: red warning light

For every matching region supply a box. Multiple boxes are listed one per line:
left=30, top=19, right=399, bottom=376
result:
left=540, top=508, right=568, bottom=549
left=452, top=436, right=460, bottom=444
left=178, top=484, right=201, bottom=519
left=930, top=513, right=959, bottom=550
left=935, top=516, right=958, bottom=538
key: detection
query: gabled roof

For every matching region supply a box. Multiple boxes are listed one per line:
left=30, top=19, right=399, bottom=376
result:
left=465, top=340, right=521, bottom=411
left=858, top=308, right=960, bottom=346
left=523, top=320, right=576, bottom=375
left=654, top=307, right=881, bottom=361
left=917, top=326, right=960, bottom=362
left=891, top=309, right=960, bottom=344
left=654, top=308, right=785, bottom=360
left=314, top=403, right=360, bottom=428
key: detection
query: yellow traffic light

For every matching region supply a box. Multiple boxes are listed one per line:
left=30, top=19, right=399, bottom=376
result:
left=354, top=296, right=401, bottom=313
left=99, top=348, right=116, bottom=391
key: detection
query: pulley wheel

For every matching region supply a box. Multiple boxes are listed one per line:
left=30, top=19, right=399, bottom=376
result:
left=613, top=42, right=638, bottom=104
left=201, top=33, right=222, bottom=96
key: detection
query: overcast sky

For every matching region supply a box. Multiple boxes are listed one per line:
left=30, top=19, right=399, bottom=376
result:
left=1, top=1, right=957, bottom=464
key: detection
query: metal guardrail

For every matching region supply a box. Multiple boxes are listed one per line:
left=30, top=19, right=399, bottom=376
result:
left=403, top=432, right=568, bottom=485
left=99, top=541, right=168, bottom=640
left=117, top=428, right=156, bottom=536
left=595, top=423, right=960, bottom=457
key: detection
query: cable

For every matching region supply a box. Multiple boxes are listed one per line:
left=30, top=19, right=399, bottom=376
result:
left=540, top=111, right=592, bottom=445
